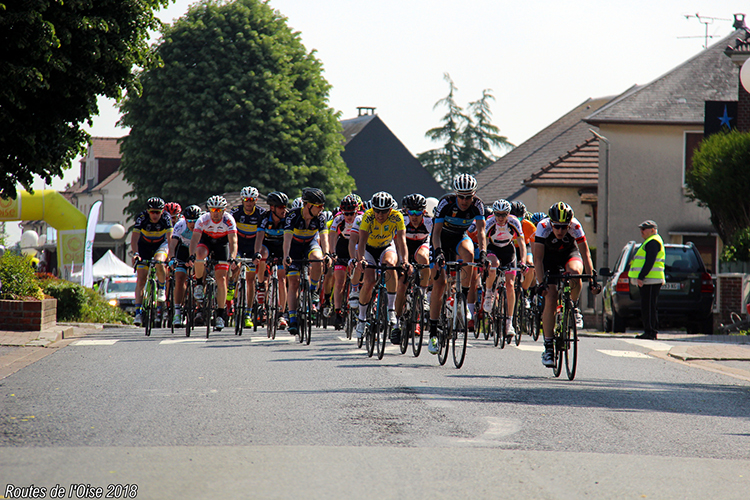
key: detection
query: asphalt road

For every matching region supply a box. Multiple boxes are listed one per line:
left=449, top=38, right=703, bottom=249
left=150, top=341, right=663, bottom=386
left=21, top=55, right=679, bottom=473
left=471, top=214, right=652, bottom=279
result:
left=2, top=325, right=749, bottom=499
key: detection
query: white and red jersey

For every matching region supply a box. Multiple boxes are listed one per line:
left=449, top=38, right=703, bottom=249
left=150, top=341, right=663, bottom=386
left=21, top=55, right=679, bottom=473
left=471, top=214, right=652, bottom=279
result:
left=194, top=212, right=237, bottom=240
left=486, top=214, right=523, bottom=248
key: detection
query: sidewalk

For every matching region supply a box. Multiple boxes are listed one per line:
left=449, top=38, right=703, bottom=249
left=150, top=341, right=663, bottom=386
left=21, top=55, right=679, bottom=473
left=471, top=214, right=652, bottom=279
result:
left=0, top=322, right=111, bottom=347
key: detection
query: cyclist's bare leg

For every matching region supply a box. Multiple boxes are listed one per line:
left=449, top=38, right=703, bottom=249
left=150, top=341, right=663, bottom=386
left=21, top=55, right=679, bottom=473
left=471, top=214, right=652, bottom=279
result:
left=215, top=266, right=228, bottom=308
left=174, top=270, right=186, bottom=306
left=566, top=259, right=584, bottom=302
left=542, top=286, right=559, bottom=341
left=194, top=246, right=208, bottom=281
left=135, top=267, right=148, bottom=304
left=333, top=268, right=347, bottom=310
left=484, top=254, right=500, bottom=292
left=506, top=271, right=516, bottom=319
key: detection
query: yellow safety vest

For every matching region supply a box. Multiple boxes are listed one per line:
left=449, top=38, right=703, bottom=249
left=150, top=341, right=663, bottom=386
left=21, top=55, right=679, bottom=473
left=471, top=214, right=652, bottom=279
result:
left=628, top=234, right=665, bottom=280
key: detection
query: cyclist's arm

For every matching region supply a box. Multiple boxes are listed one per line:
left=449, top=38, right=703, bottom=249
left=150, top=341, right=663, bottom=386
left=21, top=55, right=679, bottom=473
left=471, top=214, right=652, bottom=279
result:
left=394, top=229, right=408, bottom=265
left=228, top=232, right=238, bottom=261
left=328, top=228, right=338, bottom=256
left=475, top=218, right=487, bottom=253
left=168, top=235, right=179, bottom=260
left=319, top=229, right=329, bottom=255
left=283, top=231, right=293, bottom=262
left=130, top=231, right=140, bottom=259
left=515, top=233, right=527, bottom=264
left=188, top=228, right=202, bottom=258
left=356, top=229, right=370, bottom=261
left=348, top=230, right=358, bottom=261
left=576, top=237, right=595, bottom=276
left=533, top=242, right=546, bottom=285
left=431, top=221, right=444, bottom=252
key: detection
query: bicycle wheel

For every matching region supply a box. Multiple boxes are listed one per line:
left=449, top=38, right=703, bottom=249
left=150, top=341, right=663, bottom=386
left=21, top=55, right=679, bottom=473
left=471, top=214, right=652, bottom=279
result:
left=168, top=277, right=175, bottom=334
left=304, top=287, right=313, bottom=346
left=143, top=280, right=155, bottom=337
left=235, top=278, right=246, bottom=336
left=366, top=298, right=376, bottom=357
left=437, top=298, right=450, bottom=366
left=514, top=291, right=524, bottom=347
left=531, top=293, right=542, bottom=342
left=267, top=278, right=278, bottom=340
left=184, top=280, right=193, bottom=337
left=552, top=305, right=564, bottom=378
left=495, top=290, right=507, bottom=348
left=564, top=299, right=578, bottom=380
left=452, top=293, right=468, bottom=369
left=298, top=285, right=308, bottom=344
left=205, top=283, right=214, bottom=339
left=411, top=288, right=425, bottom=357
left=376, top=293, right=388, bottom=360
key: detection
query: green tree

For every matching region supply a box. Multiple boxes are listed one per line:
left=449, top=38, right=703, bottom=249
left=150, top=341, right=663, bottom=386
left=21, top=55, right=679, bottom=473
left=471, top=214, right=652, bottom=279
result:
left=119, top=0, right=354, bottom=212
left=0, top=0, right=171, bottom=199
left=418, top=73, right=514, bottom=190
left=686, top=130, right=750, bottom=260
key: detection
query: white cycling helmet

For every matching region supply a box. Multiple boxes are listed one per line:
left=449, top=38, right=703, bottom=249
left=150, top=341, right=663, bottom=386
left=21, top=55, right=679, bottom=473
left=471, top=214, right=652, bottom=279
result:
left=371, top=191, right=395, bottom=210
left=453, top=173, right=478, bottom=194
left=492, top=199, right=512, bottom=214
left=206, top=195, right=228, bottom=209
left=240, top=186, right=259, bottom=199
left=291, top=197, right=303, bottom=210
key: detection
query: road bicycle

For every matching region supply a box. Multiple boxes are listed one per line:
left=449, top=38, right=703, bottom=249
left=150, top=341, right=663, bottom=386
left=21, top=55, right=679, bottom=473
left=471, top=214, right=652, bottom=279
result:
left=165, top=266, right=176, bottom=333
left=342, top=272, right=357, bottom=341
left=362, top=262, right=402, bottom=360
left=398, top=262, right=429, bottom=357
left=195, top=258, right=218, bottom=338
left=543, top=271, right=596, bottom=380
left=233, top=257, right=254, bottom=336
left=264, top=257, right=283, bottom=340
left=290, top=258, right=325, bottom=345
left=511, top=264, right=528, bottom=347
left=487, top=265, right=512, bottom=348
left=183, top=265, right=195, bottom=337
left=134, top=258, right=161, bottom=337
left=435, top=260, right=481, bottom=368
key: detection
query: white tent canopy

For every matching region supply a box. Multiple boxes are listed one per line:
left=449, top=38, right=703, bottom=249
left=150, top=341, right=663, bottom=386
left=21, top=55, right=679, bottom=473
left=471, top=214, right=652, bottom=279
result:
left=72, top=250, right=134, bottom=280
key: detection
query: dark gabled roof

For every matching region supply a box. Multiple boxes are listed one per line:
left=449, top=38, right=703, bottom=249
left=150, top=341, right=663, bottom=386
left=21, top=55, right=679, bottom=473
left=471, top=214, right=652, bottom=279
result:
left=340, top=115, right=377, bottom=146
left=524, top=136, right=599, bottom=188
left=475, top=96, right=612, bottom=203
left=586, top=30, right=742, bottom=126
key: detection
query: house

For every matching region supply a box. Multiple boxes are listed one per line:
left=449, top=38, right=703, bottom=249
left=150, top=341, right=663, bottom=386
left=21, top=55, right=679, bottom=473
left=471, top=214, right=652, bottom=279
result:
left=340, top=108, right=445, bottom=203
left=584, top=27, right=744, bottom=274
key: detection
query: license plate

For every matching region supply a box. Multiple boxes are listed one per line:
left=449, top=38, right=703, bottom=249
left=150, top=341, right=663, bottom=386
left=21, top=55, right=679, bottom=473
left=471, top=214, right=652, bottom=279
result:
left=662, top=282, right=681, bottom=290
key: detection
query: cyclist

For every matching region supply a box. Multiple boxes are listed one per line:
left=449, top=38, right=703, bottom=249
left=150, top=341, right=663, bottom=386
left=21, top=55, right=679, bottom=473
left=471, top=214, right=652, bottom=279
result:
left=482, top=199, right=526, bottom=339
left=254, top=191, right=289, bottom=329
left=510, top=201, right=537, bottom=291
left=283, top=187, right=330, bottom=336
left=353, top=191, right=408, bottom=339
left=229, top=186, right=267, bottom=326
left=168, top=204, right=202, bottom=326
left=328, top=194, right=363, bottom=329
left=533, top=202, right=600, bottom=368
left=164, top=202, right=182, bottom=227
left=131, top=197, right=173, bottom=327
left=188, top=195, right=238, bottom=331
left=392, top=193, right=432, bottom=341
left=428, top=174, right=487, bottom=355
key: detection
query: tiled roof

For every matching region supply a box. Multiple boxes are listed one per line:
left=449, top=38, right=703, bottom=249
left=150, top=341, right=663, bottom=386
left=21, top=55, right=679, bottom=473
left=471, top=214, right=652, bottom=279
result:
left=474, top=96, right=612, bottom=203
left=586, top=30, right=742, bottom=126
left=524, top=136, right=599, bottom=188
left=340, top=115, right=377, bottom=146
left=90, top=137, right=124, bottom=159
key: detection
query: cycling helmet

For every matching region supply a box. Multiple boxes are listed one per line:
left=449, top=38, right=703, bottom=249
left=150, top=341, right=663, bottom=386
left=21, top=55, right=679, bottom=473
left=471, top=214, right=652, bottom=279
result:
left=529, top=212, right=546, bottom=226
left=183, top=205, right=202, bottom=220
left=266, top=191, right=288, bottom=207
left=362, top=200, right=372, bottom=211
left=402, top=193, right=427, bottom=211
left=548, top=201, right=574, bottom=224
left=164, top=202, right=182, bottom=216
left=453, top=173, right=477, bottom=194
left=322, top=210, right=333, bottom=222
left=339, top=194, right=359, bottom=212
left=492, top=199, right=512, bottom=214
left=206, top=195, right=228, bottom=209
left=371, top=191, right=395, bottom=210
left=484, top=206, right=493, bottom=219
left=147, top=197, right=165, bottom=210
left=301, top=187, right=326, bottom=205
left=291, top=197, right=303, bottom=210
left=240, top=186, right=259, bottom=199
left=510, top=200, right=526, bottom=218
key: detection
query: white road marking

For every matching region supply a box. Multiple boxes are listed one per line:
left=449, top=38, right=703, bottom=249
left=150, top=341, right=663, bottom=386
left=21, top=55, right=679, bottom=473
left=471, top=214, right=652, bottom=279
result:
left=598, top=349, right=652, bottom=359
left=71, top=339, right=119, bottom=346
left=160, top=338, right=207, bottom=344
left=514, top=345, right=545, bottom=352
left=620, top=339, right=672, bottom=351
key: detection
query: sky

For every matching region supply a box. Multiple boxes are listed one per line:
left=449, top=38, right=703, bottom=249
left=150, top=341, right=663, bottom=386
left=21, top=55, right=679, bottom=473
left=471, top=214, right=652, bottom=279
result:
left=4, top=0, right=746, bottom=244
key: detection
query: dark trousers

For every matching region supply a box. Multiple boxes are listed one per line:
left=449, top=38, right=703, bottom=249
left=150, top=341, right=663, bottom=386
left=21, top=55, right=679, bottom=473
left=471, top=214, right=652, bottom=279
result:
left=640, top=283, right=661, bottom=335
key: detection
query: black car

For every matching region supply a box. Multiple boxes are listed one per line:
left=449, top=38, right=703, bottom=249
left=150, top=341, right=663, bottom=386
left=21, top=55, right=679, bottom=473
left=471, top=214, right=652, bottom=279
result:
left=600, top=241, right=714, bottom=334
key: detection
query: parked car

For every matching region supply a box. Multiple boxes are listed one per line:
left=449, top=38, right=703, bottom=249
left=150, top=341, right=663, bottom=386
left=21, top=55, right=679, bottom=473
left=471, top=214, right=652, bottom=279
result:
left=100, top=275, right=137, bottom=315
left=600, top=241, right=714, bottom=334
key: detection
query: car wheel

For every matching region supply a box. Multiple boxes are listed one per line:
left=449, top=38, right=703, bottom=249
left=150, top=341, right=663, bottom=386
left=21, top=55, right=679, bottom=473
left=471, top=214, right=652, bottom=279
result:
left=602, top=306, right=612, bottom=332
left=612, top=304, right=627, bottom=333
left=692, top=315, right=714, bottom=335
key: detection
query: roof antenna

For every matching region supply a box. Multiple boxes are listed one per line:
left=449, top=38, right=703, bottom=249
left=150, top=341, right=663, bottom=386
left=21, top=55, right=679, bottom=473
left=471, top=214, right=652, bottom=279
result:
left=680, top=13, right=732, bottom=49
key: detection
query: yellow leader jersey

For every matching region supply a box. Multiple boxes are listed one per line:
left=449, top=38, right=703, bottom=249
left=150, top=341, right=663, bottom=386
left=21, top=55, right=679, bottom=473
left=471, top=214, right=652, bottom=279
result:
left=358, top=208, right=406, bottom=248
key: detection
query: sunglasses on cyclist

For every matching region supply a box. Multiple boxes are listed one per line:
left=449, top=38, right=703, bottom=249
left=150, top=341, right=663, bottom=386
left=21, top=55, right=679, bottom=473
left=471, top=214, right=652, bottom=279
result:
left=309, top=203, right=324, bottom=209
left=343, top=211, right=356, bottom=216
left=148, top=209, right=162, bottom=214
left=209, top=207, right=223, bottom=213
left=494, top=211, right=509, bottom=217
left=186, top=219, right=198, bottom=224
left=374, top=208, right=390, bottom=215
left=456, top=194, right=473, bottom=201
left=553, top=223, right=569, bottom=230
left=242, top=197, right=257, bottom=202
left=407, top=209, right=423, bottom=216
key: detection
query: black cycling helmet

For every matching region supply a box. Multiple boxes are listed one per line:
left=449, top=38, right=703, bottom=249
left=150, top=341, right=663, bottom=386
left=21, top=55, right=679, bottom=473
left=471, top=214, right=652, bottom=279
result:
left=267, top=191, right=288, bottom=208
left=529, top=211, right=546, bottom=226
left=510, top=200, right=526, bottom=218
left=147, top=197, right=165, bottom=210
left=402, top=193, right=427, bottom=211
left=183, top=205, right=202, bottom=220
left=549, top=201, right=574, bottom=224
left=301, top=187, right=326, bottom=205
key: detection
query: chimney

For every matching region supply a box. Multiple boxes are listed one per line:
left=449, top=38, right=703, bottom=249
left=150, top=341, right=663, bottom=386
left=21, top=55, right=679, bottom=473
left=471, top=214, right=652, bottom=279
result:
left=733, top=13, right=746, bottom=30
left=357, top=107, right=376, bottom=117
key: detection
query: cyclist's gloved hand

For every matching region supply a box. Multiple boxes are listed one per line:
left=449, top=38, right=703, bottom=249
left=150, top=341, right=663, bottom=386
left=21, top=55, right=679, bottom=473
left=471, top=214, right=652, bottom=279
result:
left=478, top=250, right=488, bottom=269
left=188, top=254, right=196, bottom=263
left=253, top=252, right=263, bottom=261
left=284, top=256, right=292, bottom=266
left=433, top=247, right=445, bottom=267
left=589, top=273, right=602, bottom=295
left=168, top=258, right=176, bottom=268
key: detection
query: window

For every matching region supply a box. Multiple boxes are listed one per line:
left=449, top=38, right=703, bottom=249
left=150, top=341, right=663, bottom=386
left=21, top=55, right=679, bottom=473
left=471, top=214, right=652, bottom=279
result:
left=683, top=131, right=703, bottom=185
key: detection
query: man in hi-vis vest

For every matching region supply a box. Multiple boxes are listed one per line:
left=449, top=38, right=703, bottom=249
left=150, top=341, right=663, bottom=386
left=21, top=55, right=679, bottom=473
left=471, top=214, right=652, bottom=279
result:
left=628, top=220, right=665, bottom=340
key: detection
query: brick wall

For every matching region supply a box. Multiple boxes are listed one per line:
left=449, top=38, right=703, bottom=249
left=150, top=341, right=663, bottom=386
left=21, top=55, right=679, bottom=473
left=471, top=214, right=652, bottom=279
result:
left=718, top=275, right=743, bottom=325
left=738, top=74, right=750, bottom=132
left=0, top=298, right=57, bottom=331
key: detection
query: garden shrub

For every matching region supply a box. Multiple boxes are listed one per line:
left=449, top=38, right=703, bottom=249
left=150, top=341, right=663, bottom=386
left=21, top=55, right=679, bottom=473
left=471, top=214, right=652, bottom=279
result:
left=0, top=252, right=44, bottom=300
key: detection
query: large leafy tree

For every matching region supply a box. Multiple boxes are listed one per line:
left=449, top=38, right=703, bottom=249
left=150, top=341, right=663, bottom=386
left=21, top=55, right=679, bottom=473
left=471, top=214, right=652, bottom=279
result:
left=119, top=0, right=354, bottom=212
left=686, top=130, right=750, bottom=261
left=418, top=73, right=513, bottom=190
left=0, top=0, right=171, bottom=199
